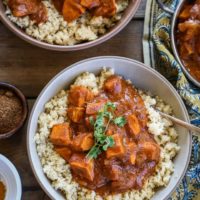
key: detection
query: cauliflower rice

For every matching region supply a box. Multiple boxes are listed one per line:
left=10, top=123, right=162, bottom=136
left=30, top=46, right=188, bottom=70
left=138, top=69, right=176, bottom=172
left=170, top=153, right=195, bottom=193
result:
left=3, top=0, right=129, bottom=45
left=35, top=68, right=180, bottom=200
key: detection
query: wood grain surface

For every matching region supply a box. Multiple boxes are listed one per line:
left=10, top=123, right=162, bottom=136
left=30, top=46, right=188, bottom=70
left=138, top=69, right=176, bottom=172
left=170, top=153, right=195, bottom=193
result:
left=0, top=0, right=146, bottom=199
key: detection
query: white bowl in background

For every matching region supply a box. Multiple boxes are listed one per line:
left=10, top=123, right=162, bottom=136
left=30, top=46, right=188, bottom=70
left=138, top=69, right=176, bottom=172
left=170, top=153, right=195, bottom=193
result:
left=0, top=154, right=22, bottom=200
left=27, top=56, right=192, bottom=200
left=0, top=1, right=141, bottom=51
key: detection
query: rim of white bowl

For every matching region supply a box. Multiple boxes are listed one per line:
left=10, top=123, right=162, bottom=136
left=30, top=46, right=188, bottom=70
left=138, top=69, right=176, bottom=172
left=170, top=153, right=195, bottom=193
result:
left=0, top=154, right=22, bottom=200
left=27, top=56, right=192, bottom=200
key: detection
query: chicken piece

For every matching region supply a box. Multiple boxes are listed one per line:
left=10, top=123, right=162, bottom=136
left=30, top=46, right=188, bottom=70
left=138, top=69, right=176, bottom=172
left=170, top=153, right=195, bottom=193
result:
left=94, top=0, right=116, bottom=18
left=62, top=0, right=85, bottom=22
left=8, top=0, right=38, bottom=17
left=55, top=147, right=72, bottom=161
left=104, top=75, right=122, bottom=95
left=69, top=153, right=94, bottom=181
left=49, top=123, right=72, bottom=146
left=106, top=134, right=125, bottom=159
left=178, top=22, right=200, bottom=40
left=8, top=0, right=47, bottom=24
left=178, top=21, right=200, bottom=57
left=68, top=106, right=85, bottom=123
left=71, top=133, right=94, bottom=151
left=30, top=2, right=47, bottom=24
left=127, top=114, right=141, bottom=136
left=179, top=5, right=192, bottom=19
left=80, top=0, right=100, bottom=9
left=68, top=86, right=94, bottom=107
left=139, top=141, right=160, bottom=162
left=86, top=100, right=106, bottom=115
left=190, top=3, right=200, bottom=19
left=126, top=142, right=137, bottom=165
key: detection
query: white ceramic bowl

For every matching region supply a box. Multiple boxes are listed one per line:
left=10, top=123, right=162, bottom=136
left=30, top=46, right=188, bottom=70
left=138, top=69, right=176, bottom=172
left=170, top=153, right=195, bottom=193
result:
left=27, top=56, right=192, bottom=200
left=0, top=1, right=141, bottom=51
left=0, top=154, right=22, bottom=200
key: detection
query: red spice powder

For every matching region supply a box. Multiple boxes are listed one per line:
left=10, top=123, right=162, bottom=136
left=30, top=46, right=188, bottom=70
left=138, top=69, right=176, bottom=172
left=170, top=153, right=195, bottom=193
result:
left=0, top=89, right=23, bottom=134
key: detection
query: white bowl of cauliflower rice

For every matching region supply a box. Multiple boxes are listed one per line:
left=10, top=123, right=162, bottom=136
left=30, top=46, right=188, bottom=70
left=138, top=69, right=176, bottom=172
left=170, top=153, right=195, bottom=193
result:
left=27, top=56, right=192, bottom=200
left=0, top=0, right=141, bottom=51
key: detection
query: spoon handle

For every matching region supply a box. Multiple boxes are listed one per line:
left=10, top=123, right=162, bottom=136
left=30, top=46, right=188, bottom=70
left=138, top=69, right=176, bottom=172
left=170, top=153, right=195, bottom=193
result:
left=158, top=111, right=200, bottom=134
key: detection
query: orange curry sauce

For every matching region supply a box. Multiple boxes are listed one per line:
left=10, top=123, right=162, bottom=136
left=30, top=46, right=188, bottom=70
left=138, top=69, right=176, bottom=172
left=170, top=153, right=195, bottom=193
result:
left=49, top=75, right=160, bottom=196
left=176, top=0, right=200, bottom=81
left=0, top=181, right=6, bottom=200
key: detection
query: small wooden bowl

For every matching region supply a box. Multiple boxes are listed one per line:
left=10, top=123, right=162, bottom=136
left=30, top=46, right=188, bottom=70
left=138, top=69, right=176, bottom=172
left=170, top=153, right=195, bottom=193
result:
left=0, top=82, right=28, bottom=139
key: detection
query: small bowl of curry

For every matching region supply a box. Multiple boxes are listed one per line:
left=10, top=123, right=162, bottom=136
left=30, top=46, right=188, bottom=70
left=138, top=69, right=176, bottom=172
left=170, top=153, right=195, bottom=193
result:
left=156, top=0, right=200, bottom=87
left=0, top=82, right=28, bottom=139
left=175, top=0, right=200, bottom=87
left=0, top=154, right=22, bottom=200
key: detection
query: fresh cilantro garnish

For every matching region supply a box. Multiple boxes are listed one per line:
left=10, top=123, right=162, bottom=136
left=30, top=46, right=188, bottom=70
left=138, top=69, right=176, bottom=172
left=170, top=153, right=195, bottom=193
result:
left=105, top=102, right=116, bottom=110
left=113, top=116, right=127, bottom=127
left=86, top=102, right=127, bottom=159
left=102, top=136, right=115, bottom=151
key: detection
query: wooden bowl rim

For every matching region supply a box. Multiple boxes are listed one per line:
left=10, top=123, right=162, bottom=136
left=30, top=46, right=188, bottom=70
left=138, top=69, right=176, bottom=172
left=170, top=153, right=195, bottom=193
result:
left=0, top=82, right=28, bottom=139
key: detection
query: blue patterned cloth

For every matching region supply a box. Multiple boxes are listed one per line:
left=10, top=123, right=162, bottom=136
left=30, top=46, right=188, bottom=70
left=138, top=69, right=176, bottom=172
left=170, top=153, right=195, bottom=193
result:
left=143, top=0, right=200, bottom=199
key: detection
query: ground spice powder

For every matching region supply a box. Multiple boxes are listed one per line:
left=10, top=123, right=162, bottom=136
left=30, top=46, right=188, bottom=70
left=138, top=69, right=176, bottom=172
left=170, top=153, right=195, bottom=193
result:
left=0, top=89, right=23, bottom=134
left=0, top=181, right=6, bottom=200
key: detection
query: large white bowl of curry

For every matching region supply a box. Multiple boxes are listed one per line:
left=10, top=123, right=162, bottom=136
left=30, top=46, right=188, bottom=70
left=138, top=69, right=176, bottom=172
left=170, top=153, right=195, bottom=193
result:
left=27, top=56, right=192, bottom=200
left=0, top=0, right=141, bottom=51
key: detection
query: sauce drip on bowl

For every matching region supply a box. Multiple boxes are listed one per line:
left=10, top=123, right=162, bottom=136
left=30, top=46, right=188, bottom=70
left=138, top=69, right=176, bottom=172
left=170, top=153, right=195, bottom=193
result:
left=176, top=0, right=200, bottom=82
left=49, top=75, right=160, bottom=195
left=0, top=181, right=6, bottom=200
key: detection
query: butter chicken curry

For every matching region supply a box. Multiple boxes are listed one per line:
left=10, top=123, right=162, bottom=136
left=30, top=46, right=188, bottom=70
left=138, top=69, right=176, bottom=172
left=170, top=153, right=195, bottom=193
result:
left=49, top=75, right=160, bottom=195
left=176, top=0, right=200, bottom=82
left=8, top=0, right=118, bottom=24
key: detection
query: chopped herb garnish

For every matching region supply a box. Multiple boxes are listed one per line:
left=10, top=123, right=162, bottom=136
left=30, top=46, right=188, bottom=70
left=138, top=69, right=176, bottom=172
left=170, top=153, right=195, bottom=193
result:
left=113, top=116, right=127, bottom=127
left=86, top=102, right=127, bottom=159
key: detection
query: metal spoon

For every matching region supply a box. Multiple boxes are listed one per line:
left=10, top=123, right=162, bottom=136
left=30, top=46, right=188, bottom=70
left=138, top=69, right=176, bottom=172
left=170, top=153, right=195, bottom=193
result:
left=157, top=110, right=200, bottom=134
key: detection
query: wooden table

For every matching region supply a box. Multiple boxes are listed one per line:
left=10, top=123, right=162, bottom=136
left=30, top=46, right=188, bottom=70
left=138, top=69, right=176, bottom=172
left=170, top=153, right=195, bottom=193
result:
left=0, top=1, right=146, bottom=199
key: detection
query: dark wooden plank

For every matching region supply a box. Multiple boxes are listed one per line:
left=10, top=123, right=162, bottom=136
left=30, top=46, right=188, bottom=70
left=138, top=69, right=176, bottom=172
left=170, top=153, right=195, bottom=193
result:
left=0, top=19, right=144, bottom=98
left=22, top=190, right=50, bottom=200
